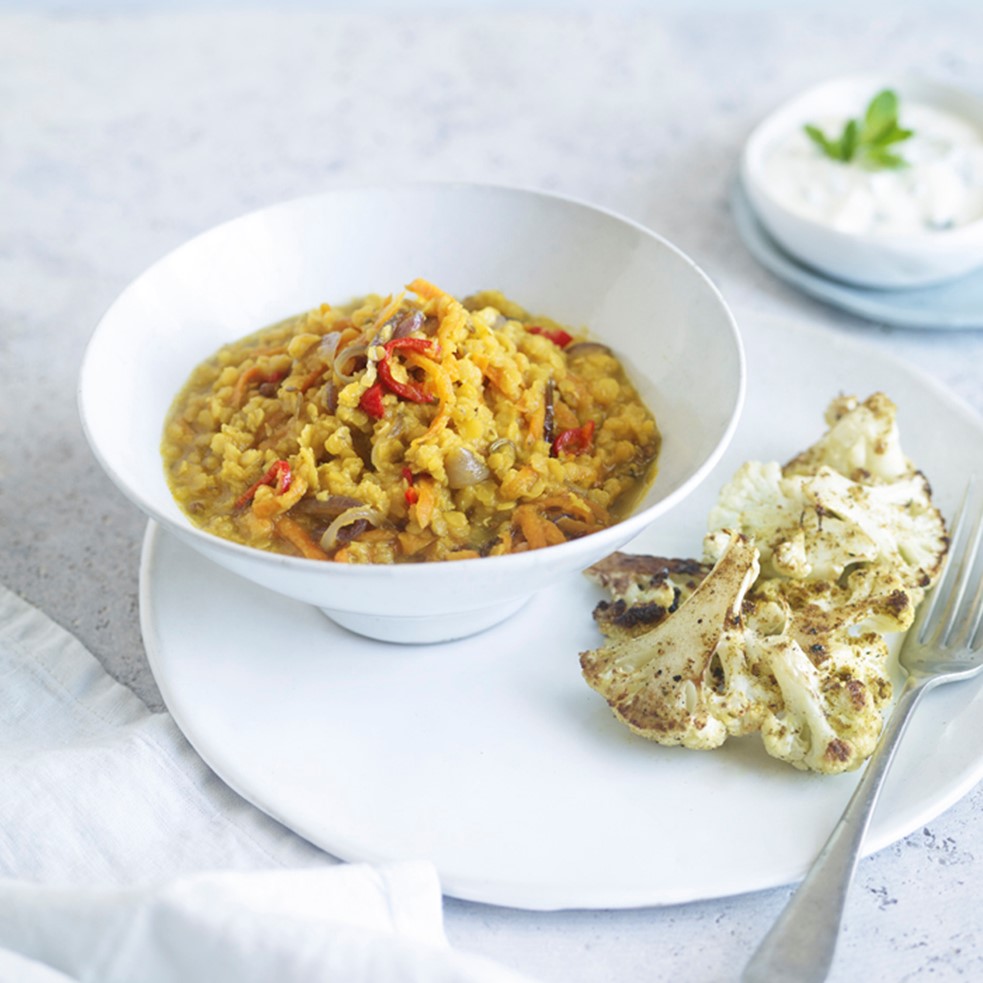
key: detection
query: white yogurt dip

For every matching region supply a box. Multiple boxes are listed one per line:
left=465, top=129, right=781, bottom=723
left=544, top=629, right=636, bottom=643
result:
left=762, top=100, right=983, bottom=236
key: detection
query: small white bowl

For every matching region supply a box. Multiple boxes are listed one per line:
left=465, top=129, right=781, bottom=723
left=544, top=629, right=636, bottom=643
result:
left=741, top=76, right=983, bottom=289
left=79, top=184, right=744, bottom=644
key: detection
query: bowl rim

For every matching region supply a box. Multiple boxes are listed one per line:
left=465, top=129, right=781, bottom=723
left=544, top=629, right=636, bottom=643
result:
left=741, top=73, right=983, bottom=248
left=78, top=179, right=746, bottom=577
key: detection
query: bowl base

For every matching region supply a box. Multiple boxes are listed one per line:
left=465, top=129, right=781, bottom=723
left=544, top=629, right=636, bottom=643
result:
left=320, top=594, right=530, bottom=644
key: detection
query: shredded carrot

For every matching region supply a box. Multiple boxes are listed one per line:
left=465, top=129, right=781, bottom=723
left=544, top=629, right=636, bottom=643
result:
left=512, top=505, right=567, bottom=550
left=537, top=493, right=596, bottom=521
left=481, top=362, right=520, bottom=400
left=398, top=530, right=435, bottom=556
left=445, top=549, right=481, bottom=561
left=232, top=365, right=266, bottom=407
left=408, top=279, right=467, bottom=358
left=405, top=351, right=454, bottom=443
left=407, top=278, right=446, bottom=302
left=274, top=515, right=329, bottom=560
left=579, top=496, right=612, bottom=524
left=332, top=547, right=351, bottom=563
left=368, top=291, right=405, bottom=336
left=412, top=477, right=438, bottom=530
left=527, top=399, right=546, bottom=442
left=515, top=505, right=547, bottom=550
left=553, top=400, right=580, bottom=430
left=251, top=475, right=308, bottom=520
left=541, top=519, right=566, bottom=546
left=555, top=517, right=596, bottom=537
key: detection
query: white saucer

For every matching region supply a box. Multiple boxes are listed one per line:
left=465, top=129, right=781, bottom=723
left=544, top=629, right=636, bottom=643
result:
left=140, top=314, right=983, bottom=911
left=733, top=182, right=983, bottom=330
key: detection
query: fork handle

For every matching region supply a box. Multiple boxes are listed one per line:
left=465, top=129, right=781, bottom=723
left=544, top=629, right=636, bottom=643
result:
left=742, top=675, right=931, bottom=983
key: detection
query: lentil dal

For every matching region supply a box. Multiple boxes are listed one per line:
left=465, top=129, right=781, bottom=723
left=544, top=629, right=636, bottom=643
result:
left=161, top=279, right=660, bottom=563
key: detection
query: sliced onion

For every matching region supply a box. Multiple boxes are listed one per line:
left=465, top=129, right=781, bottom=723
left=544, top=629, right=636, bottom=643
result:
left=445, top=447, right=490, bottom=488
left=333, top=342, right=368, bottom=383
left=488, top=438, right=517, bottom=467
left=335, top=519, right=369, bottom=545
left=293, top=494, right=362, bottom=519
left=318, top=331, right=342, bottom=359
left=322, top=380, right=338, bottom=413
left=392, top=310, right=425, bottom=339
left=319, top=505, right=385, bottom=551
left=543, top=378, right=555, bottom=445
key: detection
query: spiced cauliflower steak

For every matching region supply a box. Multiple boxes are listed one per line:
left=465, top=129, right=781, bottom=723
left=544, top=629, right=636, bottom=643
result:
left=580, top=393, right=948, bottom=774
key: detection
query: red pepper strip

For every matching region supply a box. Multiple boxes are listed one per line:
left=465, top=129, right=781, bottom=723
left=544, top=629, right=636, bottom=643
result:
left=234, top=459, right=292, bottom=509
left=526, top=326, right=573, bottom=348
left=377, top=360, right=434, bottom=404
left=377, top=337, right=437, bottom=404
left=551, top=420, right=595, bottom=458
left=401, top=467, right=419, bottom=505
left=385, top=337, right=436, bottom=355
left=359, top=383, right=386, bottom=419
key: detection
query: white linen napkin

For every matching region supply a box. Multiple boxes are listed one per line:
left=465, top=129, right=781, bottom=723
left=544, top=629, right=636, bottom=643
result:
left=0, top=583, right=535, bottom=983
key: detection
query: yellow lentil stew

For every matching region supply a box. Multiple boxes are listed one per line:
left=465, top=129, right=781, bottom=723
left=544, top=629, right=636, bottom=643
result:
left=161, top=279, right=660, bottom=563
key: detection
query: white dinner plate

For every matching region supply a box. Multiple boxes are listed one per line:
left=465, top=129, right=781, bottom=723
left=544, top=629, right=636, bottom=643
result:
left=141, top=314, right=983, bottom=911
left=733, top=181, right=983, bottom=330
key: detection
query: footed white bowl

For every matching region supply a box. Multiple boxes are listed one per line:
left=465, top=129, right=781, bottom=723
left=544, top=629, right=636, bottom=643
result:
left=79, top=184, right=744, bottom=643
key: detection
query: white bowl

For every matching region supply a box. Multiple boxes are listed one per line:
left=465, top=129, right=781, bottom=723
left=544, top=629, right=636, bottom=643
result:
left=741, top=75, right=983, bottom=288
left=79, top=184, right=744, bottom=643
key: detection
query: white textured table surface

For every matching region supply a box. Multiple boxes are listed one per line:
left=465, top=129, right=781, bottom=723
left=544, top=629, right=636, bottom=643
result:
left=4, top=3, right=983, bottom=981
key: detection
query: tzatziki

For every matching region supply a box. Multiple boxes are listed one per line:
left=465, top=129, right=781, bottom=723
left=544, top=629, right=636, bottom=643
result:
left=762, top=100, right=983, bottom=236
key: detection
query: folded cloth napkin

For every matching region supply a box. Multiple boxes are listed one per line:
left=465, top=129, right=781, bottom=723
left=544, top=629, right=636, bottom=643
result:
left=0, top=584, right=535, bottom=983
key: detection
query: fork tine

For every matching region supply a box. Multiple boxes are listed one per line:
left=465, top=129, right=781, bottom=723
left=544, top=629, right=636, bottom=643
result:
left=950, top=485, right=983, bottom=650
left=917, top=481, right=971, bottom=643
left=961, top=557, right=983, bottom=651
left=925, top=476, right=983, bottom=649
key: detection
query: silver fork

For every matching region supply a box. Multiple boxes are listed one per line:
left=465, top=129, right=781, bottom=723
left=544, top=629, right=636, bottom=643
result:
left=743, top=476, right=983, bottom=983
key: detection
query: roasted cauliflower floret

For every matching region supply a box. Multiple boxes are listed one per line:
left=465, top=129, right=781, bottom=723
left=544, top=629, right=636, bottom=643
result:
left=582, top=551, right=897, bottom=772
left=707, top=463, right=880, bottom=580
left=752, top=564, right=916, bottom=647
left=584, top=552, right=711, bottom=640
left=754, top=631, right=891, bottom=773
left=579, top=392, right=949, bottom=774
left=803, top=467, right=946, bottom=594
left=707, top=464, right=946, bottom=590
left=784, top=391, right=909, bottom=483
left=580, top=534, right=759, bottom=749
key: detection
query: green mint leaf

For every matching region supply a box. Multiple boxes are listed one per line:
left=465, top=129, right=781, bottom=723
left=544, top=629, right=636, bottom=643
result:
left=804, top=123, right=837, bottom=157
left=863, top=147, right=907, bottom=170
left=876, top=125, right=914, bottom=147
left=840, top=119, right=859, bottom=161
left=803, top=88, right=914, bottom=170
left=862, top=89, right=899, bottom=143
